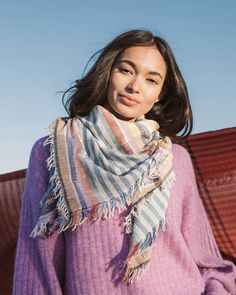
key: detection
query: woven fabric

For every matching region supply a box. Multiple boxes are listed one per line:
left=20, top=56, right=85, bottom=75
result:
left=31, top=105, right=175, bottom=282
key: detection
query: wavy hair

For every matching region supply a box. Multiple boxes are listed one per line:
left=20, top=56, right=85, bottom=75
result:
left=62, top=29, right=193, bottom=138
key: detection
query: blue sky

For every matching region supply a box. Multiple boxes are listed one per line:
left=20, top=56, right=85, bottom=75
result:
left=1, top=0, right=236, bottom=173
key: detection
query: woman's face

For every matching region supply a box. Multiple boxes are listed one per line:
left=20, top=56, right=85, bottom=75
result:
left=105, top=46, right=167, bottom=121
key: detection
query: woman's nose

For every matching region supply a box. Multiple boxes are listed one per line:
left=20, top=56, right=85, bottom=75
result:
left=126, top=77, right=140, bottom=93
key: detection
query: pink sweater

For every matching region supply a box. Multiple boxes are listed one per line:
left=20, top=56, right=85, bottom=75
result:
left=13, top=137, right=236, bottom=295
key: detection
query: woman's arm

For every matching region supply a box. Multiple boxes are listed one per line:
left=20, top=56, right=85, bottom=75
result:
left=13, top=137, right=65, bottom=295
left=181, top=149, right=236, bottom=295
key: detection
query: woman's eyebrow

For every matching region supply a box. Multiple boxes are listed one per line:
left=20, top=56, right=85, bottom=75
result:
left=118, top=59, right=163, bottom=79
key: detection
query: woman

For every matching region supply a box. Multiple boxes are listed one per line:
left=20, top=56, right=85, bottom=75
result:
left=13, top=30, right=236, bottom=294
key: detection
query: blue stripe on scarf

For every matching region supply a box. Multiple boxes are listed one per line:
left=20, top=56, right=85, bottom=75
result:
left=67, top=133, right=90, bottom=208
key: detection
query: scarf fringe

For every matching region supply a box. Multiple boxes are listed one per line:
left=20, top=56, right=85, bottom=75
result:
left=31, top=138, right=175, bottom=240
left=30, top=221, right=49, bottom=238
left=122, top=261, right=150, bottom=284
left=44, top=119, right=71, bottom=221
left=31, top=118, right=173, bottom=238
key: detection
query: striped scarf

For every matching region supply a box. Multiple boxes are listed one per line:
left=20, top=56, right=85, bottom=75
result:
left=31, top=105, right=175, bottom=283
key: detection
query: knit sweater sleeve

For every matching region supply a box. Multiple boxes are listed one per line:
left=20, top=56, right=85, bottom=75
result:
left=13, top=138, right=65, bottom=295
left=180, top=147, right=236, bottom=295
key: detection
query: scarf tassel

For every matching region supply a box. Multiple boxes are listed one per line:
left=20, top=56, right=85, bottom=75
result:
left=31, top=182, right=138, bottom=237
left=122, top=260, right=150, bottom=284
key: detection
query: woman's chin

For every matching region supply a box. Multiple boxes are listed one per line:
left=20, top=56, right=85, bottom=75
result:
left=111, top=110, right=137, bottom=121
left=103, top=103, right=137, bottom=121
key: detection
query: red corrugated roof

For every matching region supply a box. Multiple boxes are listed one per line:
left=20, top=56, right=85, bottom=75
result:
left=180, top=127, right=236, bottom=262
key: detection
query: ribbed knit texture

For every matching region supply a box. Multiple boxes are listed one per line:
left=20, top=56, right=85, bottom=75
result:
left=13, top=137, right=236, bottom=295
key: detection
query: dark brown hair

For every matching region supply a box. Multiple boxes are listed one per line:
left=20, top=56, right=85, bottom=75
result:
left=62, top=29, right=193, bottom=138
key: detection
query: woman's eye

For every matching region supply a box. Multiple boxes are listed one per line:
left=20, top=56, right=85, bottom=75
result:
left=119, top=67, right=132, bottom=74
left=147, top=79, right=158, bottom=85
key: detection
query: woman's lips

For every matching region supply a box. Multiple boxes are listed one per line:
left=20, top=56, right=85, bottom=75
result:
left=119, top=94, right=140, bottom=106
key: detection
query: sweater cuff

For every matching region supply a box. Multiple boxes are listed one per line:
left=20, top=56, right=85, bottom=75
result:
left=205, top=279, right=230, bottom=295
